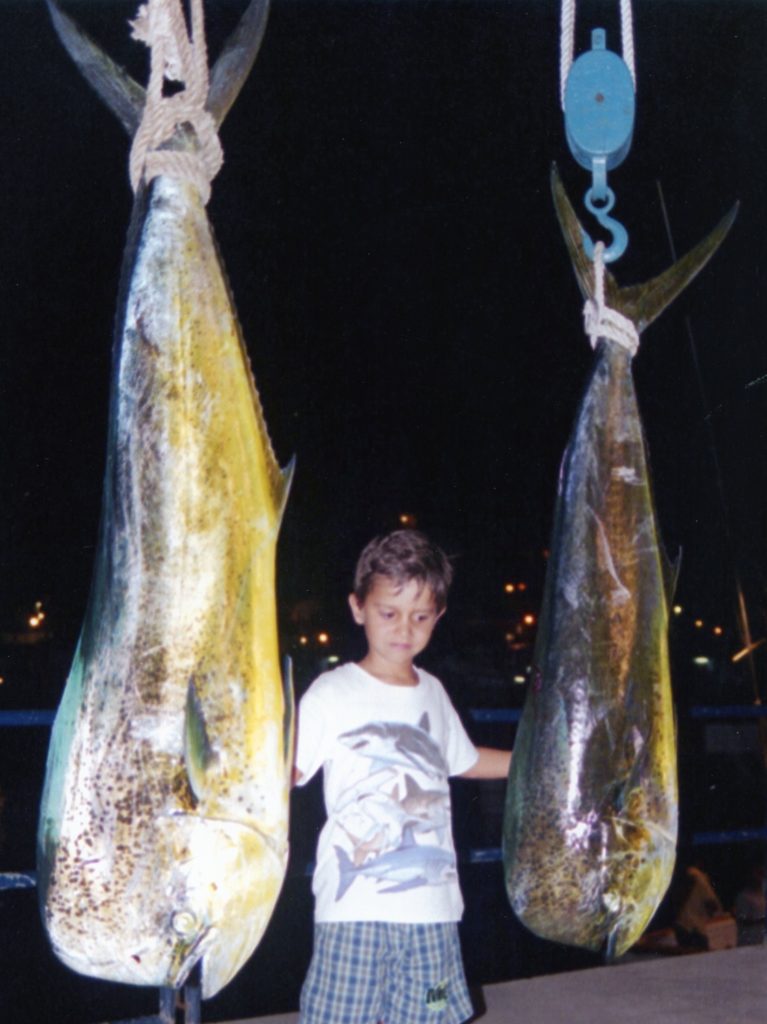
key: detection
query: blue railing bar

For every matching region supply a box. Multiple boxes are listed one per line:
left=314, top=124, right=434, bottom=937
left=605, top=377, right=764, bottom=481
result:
left=469, top=709, right=522, bottom=723
left=692, top=827, right=767, bottom=845
left=0, top=871, right=37, bottom=890
left=690, top=705, right=767, bottom=719
left=2, top=706, right=767, bottom=728
left=467, top=846, right=503, bottom=864
left=0, top=710, right=55, bottom=726
left=4, top=825, right=767, bottom=893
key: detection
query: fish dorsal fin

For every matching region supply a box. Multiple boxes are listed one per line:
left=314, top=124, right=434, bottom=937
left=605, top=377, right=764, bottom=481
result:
left=46, top=0, right=270, bottom=134
left=404, top=774, right=418, bottom=797
left=551, top=164, right=737, bottom=334
left=184, top=678, right=217, bottom=802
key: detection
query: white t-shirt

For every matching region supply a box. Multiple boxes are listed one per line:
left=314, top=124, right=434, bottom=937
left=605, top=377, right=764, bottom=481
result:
left=295, top=662, right=478, bottom=923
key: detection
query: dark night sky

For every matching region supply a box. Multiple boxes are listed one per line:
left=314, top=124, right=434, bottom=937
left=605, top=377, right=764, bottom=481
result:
left=1, top=0, right=766, bottom=671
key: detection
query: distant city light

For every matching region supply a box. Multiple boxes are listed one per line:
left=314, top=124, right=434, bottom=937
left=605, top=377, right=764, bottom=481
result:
left=713, top=626, right=723, bottom=636
left=28, top=601, right=46, bottom=630
left=399, top=514, right=417, bottom=527
left=523, top=614, right=536, bottom=626
left=673, top=605, right=683, bottom=615
left=317, top=632, right=330, bottom=645
left=0, top=676, right=4, bottom=685
left=694, top=619, right=704, bottom=629
left=513, top=675, right=526, bottom=684
left=693, top=656, right=711, bottom=666
left=517, top=582, right=527, bottom=592
left=327, top=655, right=339, bottom=664
left=504, top=583, right=515, bottom=593
left=299, top=636, right=308, bottom=646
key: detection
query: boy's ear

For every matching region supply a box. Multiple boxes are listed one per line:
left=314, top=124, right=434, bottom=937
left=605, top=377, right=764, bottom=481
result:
left=348, top=593, right=365, bottom=624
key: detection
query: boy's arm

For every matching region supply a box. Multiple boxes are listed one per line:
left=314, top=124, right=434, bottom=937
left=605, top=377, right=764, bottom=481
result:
left=459, top=746, right=511, bottom=780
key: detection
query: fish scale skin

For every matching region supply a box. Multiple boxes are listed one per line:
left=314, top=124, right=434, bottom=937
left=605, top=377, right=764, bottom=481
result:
left=503, top=340, right=677, bottom=957
left=38, top=176, right=291, bottom=998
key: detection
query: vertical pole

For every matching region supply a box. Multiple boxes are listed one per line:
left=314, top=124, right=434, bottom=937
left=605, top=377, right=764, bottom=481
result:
left=158, top=987, right=175, bottom=1024
left=184, top=964, right=202, bottom=1024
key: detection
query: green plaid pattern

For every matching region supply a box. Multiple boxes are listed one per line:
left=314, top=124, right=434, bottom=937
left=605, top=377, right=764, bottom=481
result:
left=299, top=921, right=473, bottom=1024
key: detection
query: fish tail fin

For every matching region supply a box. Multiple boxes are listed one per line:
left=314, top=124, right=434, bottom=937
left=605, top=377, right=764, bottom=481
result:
left=46, top=0, right=270, bottom=133
left=334, top=846, right=356, bottom=901
left=551, top=164, right=737, bottom=334
left=46, top=0, right=145, bottom=135
left=207, top=0, right=271, bottom=126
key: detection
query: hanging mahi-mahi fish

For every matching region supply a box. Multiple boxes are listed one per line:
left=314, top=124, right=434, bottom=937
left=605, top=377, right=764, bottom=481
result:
left=37, top=0, right=294, bottom=999
left=503, top=167, right=736, bottom=959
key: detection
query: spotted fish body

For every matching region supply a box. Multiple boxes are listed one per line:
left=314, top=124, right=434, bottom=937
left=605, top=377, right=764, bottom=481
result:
left=37, top=0, right=292, bottom=999
left=503, top=170, right=736, bottom=957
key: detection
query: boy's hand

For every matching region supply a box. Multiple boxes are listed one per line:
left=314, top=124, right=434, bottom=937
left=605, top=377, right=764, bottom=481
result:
left=459, top=747, right=512, bottom=780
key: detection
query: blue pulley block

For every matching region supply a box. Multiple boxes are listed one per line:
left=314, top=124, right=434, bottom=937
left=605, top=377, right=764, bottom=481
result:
left=564, top=28, right=635, bottom=184
left=564, top=29, right=634, bottom=262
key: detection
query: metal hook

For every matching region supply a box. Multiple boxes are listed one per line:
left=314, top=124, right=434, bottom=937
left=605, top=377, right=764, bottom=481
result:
left=581, top=184, right=628, bottom=263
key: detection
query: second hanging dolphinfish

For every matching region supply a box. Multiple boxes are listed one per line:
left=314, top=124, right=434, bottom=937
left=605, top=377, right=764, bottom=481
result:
left=503, top=168, right=735, bottom=958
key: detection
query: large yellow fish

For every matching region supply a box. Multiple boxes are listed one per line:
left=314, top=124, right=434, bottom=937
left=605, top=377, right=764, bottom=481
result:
left=37, top=0, right=293, bottom=998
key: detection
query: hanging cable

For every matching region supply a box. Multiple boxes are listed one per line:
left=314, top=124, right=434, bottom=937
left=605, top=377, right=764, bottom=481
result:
left=560, top=0, right=636, bottom=108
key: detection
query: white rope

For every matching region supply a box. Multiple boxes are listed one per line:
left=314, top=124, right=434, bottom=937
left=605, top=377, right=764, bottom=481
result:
left=582, top=242, right=640, bottom=357
left=128, top=0, right=223, bottom=204
left=560, top=0, right=636, bottom=108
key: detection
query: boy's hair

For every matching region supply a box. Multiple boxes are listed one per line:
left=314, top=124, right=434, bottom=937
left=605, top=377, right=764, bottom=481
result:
left=353, top=530, right=453, bottom=611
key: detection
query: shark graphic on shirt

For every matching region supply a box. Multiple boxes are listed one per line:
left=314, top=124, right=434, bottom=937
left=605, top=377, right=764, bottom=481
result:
left=338, top=714, right=448, bottom=778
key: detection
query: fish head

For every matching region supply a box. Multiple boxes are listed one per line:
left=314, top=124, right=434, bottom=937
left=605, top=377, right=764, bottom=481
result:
left=169, top=814, right=288, bottom=998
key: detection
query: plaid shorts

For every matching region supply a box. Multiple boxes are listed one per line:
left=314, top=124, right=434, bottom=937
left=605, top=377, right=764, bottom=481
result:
left=299, top=921, right=474, bottom=1024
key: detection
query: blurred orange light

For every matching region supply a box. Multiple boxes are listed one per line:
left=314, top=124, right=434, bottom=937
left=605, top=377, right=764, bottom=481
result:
left=29, top=616, right=40, bottom=628
left=713, top=626, right=723, bottom=636
left=318, top=632, right=330, bottom=645
left=504, top=583, right=515, bottom=594
left=299, top=636, right=308, bottom=646
left=517, top=582, right=527, bottom=592
left=694, top=619, right=704, bottom=629
left=523, top=614, right=535, bottom=626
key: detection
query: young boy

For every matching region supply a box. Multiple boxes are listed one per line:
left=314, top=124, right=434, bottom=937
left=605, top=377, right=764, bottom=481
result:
left=293, top=529, right=512, bottom=1024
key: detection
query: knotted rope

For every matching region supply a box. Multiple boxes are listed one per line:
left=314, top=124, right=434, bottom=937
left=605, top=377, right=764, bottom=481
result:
left=583, top=242, right=640, bottom=356
left=129, top=0, right=223, bottom=204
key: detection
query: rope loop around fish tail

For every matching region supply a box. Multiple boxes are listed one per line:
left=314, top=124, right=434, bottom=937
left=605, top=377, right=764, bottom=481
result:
left=129, top=0, right=223, bottom=204
left=583, top=242, right=640, bottom=356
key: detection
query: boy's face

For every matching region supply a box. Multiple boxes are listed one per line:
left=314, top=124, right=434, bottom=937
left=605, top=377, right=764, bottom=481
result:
left=349, top=576, right=444, bottom=675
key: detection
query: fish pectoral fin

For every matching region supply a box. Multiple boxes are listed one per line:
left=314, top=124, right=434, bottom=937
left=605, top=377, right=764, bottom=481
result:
left=661, top=545, right=682, bottom=607
left=275, top=455, right=296, bottom=527
left=184, top=679, right=218, bottom=802
left=282, top=655, right=295, bottom=769
left=45, top=0, right=145, bottom=135
left=207, top=0, right=271, bottom=127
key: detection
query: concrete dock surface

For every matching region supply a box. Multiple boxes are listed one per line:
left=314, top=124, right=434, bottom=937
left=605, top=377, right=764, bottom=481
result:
left=215, top=945, right=766, bottom=1024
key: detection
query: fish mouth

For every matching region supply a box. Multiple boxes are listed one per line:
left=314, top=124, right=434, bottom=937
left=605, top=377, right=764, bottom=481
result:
left=169, top=917, right=215, bottom=989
